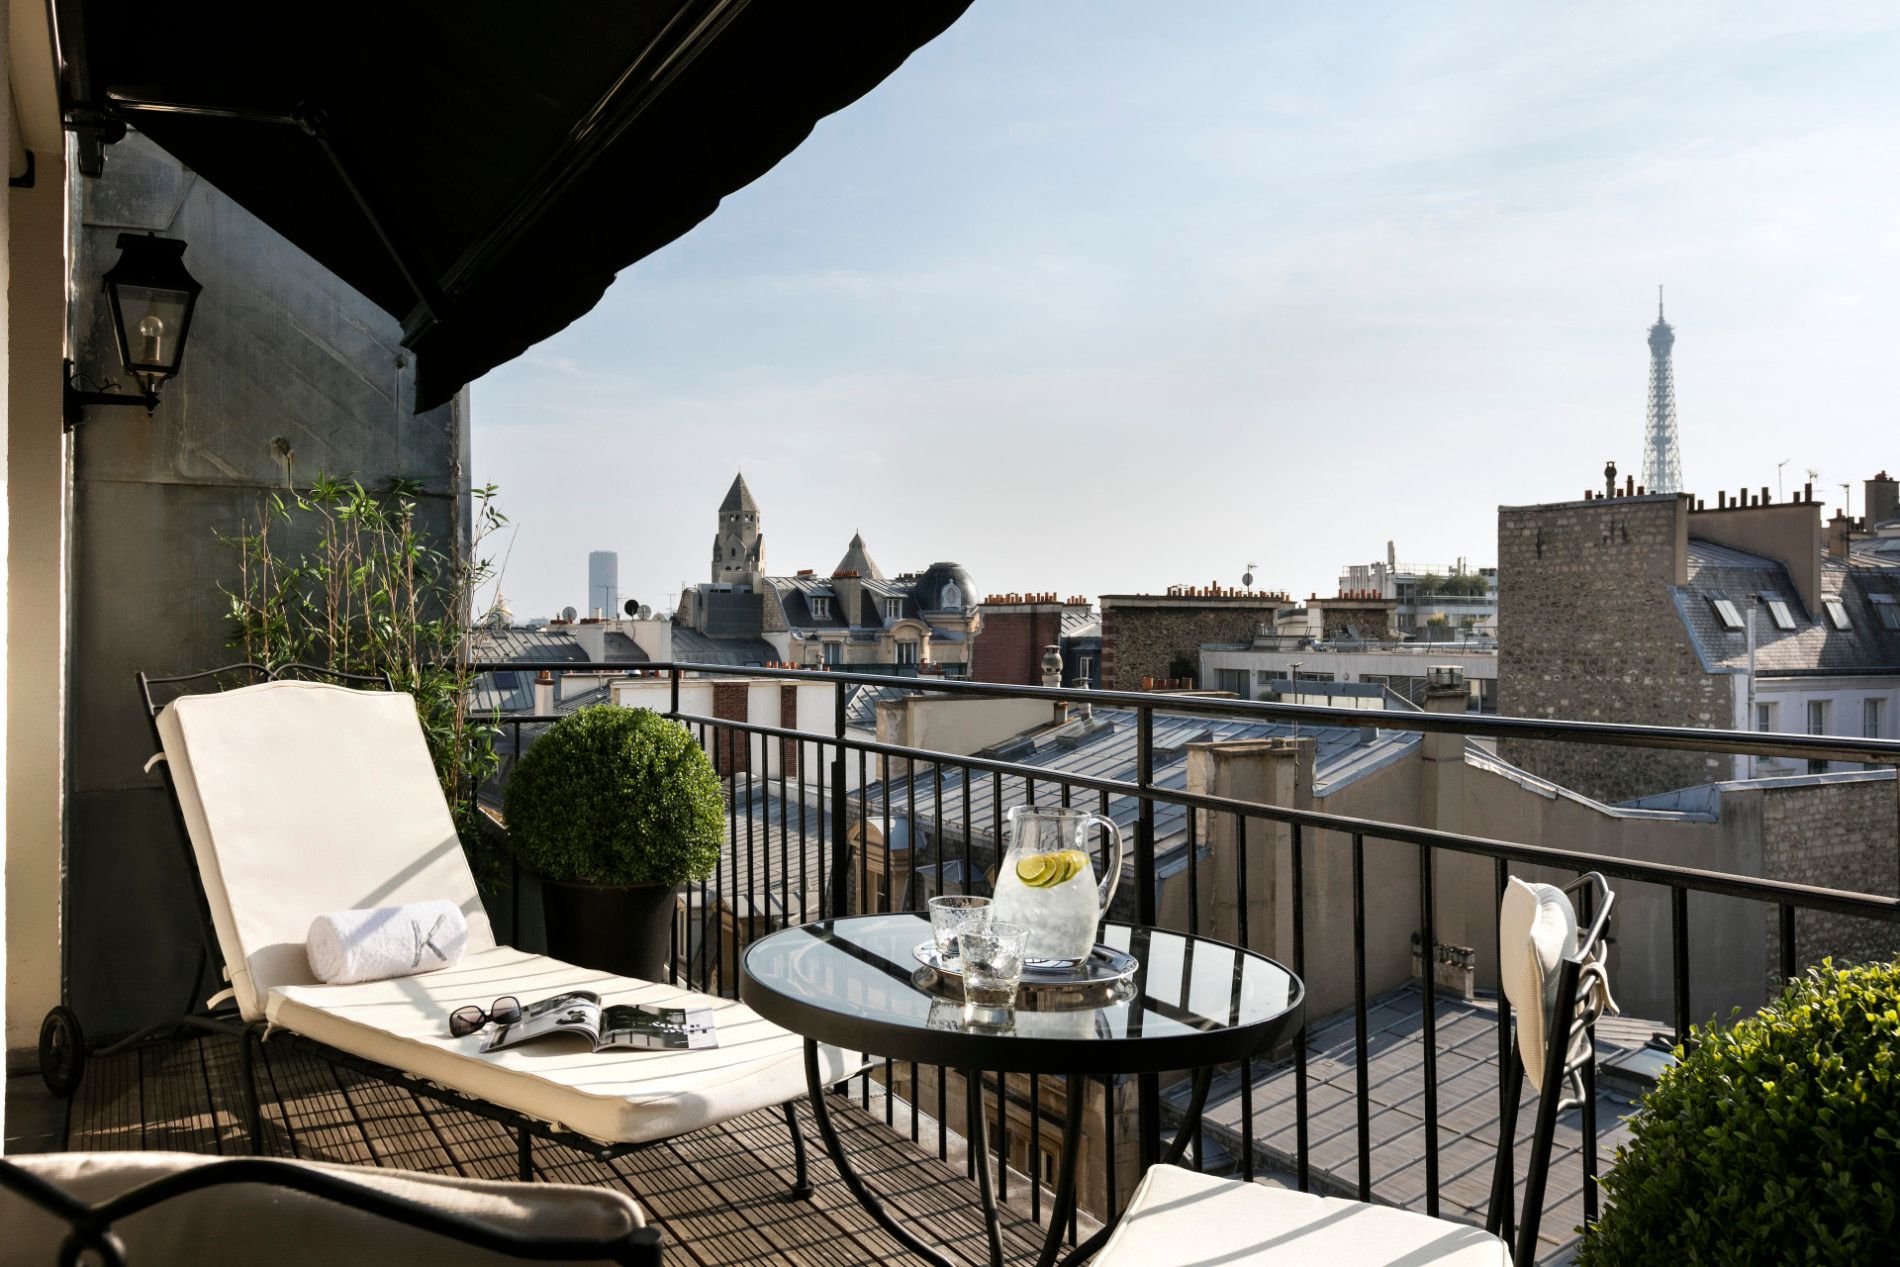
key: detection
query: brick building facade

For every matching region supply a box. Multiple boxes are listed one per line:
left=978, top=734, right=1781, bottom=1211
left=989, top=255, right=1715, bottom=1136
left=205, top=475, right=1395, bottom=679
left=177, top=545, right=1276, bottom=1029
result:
left=1099, top=588, right=1296, bottom=690
left=968, top=595, right=1089, bottom=685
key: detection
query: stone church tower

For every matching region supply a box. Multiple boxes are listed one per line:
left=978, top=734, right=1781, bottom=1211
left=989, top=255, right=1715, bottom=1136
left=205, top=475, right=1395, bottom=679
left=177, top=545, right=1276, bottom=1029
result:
left=712, top=472, right=765, bottom=589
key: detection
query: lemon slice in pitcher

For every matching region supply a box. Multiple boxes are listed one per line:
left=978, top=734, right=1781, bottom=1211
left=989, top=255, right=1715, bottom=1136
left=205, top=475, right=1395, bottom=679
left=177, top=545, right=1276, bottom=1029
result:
left=1052, top=849, right=1089, bottom=884
left=1015, top=853, right=1057, bottom=887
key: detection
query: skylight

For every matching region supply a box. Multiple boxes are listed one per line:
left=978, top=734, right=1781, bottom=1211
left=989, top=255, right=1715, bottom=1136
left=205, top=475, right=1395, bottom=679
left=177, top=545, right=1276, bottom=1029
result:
left=1873, top=594, right=1900, bottom=631
left=1759, top=593, right=1796, bottom=631
left=1709, top=597, right=1744, bottom=631
left=1823, top=598, right=1850, bottom=631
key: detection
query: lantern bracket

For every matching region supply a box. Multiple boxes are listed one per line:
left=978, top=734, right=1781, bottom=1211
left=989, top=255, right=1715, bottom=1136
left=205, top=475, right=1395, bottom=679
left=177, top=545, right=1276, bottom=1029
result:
left=63, top=359, right=159, bottom=431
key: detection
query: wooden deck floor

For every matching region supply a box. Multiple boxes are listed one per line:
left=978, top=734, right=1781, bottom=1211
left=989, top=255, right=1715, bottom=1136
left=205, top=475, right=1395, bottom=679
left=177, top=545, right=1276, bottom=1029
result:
left=57, top=1034, right=1068, bottom=1267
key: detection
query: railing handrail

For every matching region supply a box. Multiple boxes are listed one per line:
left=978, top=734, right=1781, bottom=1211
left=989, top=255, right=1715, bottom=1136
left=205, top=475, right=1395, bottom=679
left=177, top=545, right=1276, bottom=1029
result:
left=469, top=659, right=1900, bottom=767
left=655, top=707, right=1899, bottom=925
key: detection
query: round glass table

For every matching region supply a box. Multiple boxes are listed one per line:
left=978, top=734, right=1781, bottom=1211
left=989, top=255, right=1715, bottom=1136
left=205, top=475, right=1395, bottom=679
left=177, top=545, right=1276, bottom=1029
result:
left=742, top=913, right=1304, bottom=1267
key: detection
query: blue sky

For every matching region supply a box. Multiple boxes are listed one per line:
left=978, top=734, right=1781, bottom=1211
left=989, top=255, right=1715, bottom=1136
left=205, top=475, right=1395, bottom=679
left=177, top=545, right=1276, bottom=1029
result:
left=473, top=1, right=1900, bottom=621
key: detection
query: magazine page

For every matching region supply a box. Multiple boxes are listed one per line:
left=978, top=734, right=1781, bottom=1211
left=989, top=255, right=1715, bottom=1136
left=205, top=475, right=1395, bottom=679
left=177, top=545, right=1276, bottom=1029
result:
left=599, top=1003, right=719, bottom=1050
left=479, top=990, right=603, bottom=1053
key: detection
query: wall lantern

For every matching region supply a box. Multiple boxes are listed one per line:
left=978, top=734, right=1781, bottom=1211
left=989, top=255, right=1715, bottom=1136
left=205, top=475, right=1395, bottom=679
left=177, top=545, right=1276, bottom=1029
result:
left=64, top=232, right=203, bottom=429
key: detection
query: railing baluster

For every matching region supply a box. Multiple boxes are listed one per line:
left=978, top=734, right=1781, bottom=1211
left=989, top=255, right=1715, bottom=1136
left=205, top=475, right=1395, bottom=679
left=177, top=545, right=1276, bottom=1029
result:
left=829, top=683, right=848, bottom=920
left=1292, top=821, right=1310, bottom=1193
left=1030, top=1072, right=1042, bottom=1222
left=1578, top=879, right=1600, bottom=1230
left=1352, top=831, right=1370, bottom=1202
left=1135, top=705, right=1160, bottom=1171
left=1419, top=841, right=1440, bottom=1217
left=1672, top=885, right=1691, bottom=1046
left=1779, top=903, right=1797, bottom=985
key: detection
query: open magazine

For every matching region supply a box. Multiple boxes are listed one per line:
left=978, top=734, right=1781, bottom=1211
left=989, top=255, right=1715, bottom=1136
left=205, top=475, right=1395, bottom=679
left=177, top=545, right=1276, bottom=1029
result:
left=479, top=991, right=717, bottom=1053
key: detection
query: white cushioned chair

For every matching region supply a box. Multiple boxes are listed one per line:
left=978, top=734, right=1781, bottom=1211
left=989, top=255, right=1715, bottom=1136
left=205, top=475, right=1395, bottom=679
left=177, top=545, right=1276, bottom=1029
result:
left=1088, top=873, right=1616, bottom=1267
left=120, top=671, right=858, bottom=1189
left=0, top=1151, right=658, bottom=1264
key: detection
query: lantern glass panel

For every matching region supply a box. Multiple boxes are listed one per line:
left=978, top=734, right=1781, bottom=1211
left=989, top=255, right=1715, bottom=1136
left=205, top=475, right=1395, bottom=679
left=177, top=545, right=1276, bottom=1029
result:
left=113, top=283, right=194, bottom=377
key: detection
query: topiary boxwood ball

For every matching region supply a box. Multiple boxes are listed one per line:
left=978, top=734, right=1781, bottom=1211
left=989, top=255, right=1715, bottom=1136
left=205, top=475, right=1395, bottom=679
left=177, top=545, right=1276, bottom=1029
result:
left=502, top=705, right=723, bottom=887
left=1578, top=959, right=1899, bottom=1266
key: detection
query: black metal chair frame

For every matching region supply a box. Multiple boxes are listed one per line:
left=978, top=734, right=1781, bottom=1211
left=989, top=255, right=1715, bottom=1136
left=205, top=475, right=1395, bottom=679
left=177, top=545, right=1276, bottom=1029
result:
left=37, top=663, right=812, bottom=1201
left=1482, top=871, right=1616, bottom=1265
left=0, top=1154, right=663, bottom=1265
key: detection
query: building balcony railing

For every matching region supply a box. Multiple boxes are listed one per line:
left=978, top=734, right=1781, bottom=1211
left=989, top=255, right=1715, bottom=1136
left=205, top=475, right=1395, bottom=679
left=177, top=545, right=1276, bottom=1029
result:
left=473, top=660, right=1900, bottom=1264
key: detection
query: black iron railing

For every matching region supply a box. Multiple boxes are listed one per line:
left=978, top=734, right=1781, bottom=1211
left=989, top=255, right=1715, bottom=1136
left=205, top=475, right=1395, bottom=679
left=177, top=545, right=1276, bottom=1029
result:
left=474, top=660, right=1900, bottom=1262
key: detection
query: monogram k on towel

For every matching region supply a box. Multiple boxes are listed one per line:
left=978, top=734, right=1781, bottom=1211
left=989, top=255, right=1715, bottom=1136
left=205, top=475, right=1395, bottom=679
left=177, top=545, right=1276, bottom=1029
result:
left=306, top=900, right=468, bottom=984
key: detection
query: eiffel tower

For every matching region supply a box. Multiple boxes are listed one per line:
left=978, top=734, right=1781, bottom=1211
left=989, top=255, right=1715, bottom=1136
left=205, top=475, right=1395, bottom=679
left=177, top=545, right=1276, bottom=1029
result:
left=1642, top=287, right=1682, bottom=495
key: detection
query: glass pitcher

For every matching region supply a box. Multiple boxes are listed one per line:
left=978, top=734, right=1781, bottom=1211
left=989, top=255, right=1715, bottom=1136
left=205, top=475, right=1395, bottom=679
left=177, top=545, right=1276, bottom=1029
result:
left=990, top=805, right=1124, bottom=969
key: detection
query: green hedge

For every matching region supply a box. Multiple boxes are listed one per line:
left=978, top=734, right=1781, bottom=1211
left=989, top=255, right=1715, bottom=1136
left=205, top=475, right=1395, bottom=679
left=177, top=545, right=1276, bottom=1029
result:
left=1578, top=959, right=1899, bottom=1266
left=501, top=705, right=723, bottom=887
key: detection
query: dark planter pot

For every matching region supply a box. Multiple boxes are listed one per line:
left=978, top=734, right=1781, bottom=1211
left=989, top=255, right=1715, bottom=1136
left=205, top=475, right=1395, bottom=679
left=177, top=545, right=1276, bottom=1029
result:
left=539, top=877, right=679, bottom=982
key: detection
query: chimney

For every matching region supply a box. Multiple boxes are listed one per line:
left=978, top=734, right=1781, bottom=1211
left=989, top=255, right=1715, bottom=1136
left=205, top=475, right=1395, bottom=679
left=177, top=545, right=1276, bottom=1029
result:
left=533, top=669, right=555, bottom=716
left=1827, top=510, right=1856, bottom=560
left=1604, top=460, right=1617, bottom=499
left=1041, top=644, right=1063, bottom=689
left=1866, top=471, right=1898, bottom=526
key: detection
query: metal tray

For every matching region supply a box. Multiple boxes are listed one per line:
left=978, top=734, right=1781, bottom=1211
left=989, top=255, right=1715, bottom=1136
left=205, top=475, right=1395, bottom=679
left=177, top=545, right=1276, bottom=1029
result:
left=911, top=941, right=1138, bottom=1011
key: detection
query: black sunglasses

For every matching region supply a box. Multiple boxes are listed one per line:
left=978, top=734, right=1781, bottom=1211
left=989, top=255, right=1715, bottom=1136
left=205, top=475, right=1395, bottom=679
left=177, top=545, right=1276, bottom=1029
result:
left=449, top=995, right=522, bottom=1038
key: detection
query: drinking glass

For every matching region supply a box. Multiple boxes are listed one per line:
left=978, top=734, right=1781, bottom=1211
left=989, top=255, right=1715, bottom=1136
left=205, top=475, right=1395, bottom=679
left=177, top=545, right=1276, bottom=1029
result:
left=928, top=894, right=992, bottom=963
left=960, top=921, right=1029, bottom=1006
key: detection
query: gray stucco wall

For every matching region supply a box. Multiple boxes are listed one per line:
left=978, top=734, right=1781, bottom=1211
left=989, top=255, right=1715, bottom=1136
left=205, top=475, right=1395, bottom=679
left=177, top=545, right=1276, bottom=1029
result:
left=66, top=133, right=469, bottom=1033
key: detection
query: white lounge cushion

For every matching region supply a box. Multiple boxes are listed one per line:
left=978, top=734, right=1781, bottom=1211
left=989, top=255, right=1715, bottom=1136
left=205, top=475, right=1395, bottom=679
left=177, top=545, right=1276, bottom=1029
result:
left=157, top=680, right=496, bottom=1019
left=1093, top=1165, right=1510, bottom=1267
left=1497, top=877, right=1576, bottom=1078
left=269, top=944, right=860, bottom=1145
left=0, top=1151, right=645, bottom=1265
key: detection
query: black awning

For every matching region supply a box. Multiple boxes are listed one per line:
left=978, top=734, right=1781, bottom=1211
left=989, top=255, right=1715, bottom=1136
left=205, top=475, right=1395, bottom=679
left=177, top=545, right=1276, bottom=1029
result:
left=56, top=1, right=972, bottom=409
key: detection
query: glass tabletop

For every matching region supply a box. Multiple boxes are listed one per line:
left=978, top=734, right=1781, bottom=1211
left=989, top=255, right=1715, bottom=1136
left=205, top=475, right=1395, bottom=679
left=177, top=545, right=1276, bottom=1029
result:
left=741, top=913, right=1304, bottom=1075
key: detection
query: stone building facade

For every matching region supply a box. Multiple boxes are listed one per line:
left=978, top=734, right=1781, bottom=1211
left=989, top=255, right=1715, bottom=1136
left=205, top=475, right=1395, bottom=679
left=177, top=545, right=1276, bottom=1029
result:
left=1099, top=589, right=1296, bottom=690
left=1761, top=776, right=1898, bottom=975
left=1498, top=492, right=1730, bottom=800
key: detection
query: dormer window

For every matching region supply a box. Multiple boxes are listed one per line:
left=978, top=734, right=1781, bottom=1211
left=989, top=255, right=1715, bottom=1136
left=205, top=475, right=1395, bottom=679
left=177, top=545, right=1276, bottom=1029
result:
left=1872, top=594, right=1899, bottom=630
left=941, top=582, right=961, bottom=609
left=810, top=595, right=831, bottom=620
left=1823, top=598, right=1850, bottom=631
left=1709, top=596, right=1744, bottom=631
left=884, top=598, right=904, bottom=621
left=1759, top=593, right=1796, bottom=631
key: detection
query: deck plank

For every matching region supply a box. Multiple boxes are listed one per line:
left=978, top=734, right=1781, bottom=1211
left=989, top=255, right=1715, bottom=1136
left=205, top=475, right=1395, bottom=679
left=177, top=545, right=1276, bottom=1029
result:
left=54, top=1037, right=1067, bottom=1267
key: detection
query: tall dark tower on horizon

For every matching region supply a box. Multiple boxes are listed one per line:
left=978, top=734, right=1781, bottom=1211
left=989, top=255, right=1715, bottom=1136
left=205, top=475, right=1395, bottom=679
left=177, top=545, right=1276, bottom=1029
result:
left=1642, top=286, right=1682, bottom=495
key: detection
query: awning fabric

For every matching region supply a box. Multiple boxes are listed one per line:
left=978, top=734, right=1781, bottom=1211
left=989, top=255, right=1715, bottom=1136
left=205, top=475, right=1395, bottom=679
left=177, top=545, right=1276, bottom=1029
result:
left=55, top=1, right=972, bottom=409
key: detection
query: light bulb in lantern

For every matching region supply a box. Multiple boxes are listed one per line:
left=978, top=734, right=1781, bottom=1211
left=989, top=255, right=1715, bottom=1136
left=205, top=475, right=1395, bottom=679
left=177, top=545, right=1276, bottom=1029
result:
left=138, top=313, right=166, bottom=365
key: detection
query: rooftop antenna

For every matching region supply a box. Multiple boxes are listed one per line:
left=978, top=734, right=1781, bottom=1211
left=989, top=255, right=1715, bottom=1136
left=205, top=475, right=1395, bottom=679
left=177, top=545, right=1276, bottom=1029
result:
left=1776, top=459, right=1789, bottom=503
left=1842, top=483, right=1852, bottom=519
left=1242, top=561, right=1257, bottom=592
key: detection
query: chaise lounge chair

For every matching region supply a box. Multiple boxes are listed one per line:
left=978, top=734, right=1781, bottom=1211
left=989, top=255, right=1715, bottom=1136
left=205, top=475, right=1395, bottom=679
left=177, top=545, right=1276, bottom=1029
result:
left=0, top=1151, right=660, bottom=1264
left=69, top=667, right=858, bottom=1189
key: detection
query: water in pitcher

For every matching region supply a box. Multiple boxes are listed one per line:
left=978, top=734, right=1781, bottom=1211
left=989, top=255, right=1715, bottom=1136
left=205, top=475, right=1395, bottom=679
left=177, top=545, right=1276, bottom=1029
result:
left=991, top=805, right=1124, bottom=968
left=991, top=846, right=1102, bottom=966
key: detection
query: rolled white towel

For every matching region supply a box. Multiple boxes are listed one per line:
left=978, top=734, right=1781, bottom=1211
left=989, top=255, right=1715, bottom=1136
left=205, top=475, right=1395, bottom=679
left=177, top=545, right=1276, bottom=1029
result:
left=306, top=900, right=468, bottom=985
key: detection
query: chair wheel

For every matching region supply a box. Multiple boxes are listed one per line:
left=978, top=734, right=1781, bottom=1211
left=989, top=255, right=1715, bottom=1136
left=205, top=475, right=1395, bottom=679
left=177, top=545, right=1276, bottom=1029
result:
left=39, top=1006, right=86, bottom=1098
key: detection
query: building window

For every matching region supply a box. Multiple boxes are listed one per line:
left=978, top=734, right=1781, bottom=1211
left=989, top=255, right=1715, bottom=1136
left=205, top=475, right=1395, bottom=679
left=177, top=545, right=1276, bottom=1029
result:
left=1709, top=597, right=1744, bottom=631
left=822, top=641, right=841, bottom=665
left=1872, top=594, right=1900, bottom=630
left=1808, top=699, right=1830, bottom=774
left=885, top=598, right=904, bottom=621
left=810, top=595, right=831, bottom=620
left=1756, top=701, right=1776, bottom=732
left=896, top=641, right=919, bottom=666
left=1823, top=598, right=1850, bottom=630
left=1867, top=698, right=1885, bottom=740
left=1760, top=593, right=1796, bottom=631
left=1077, top=655, right=1095, bottom=682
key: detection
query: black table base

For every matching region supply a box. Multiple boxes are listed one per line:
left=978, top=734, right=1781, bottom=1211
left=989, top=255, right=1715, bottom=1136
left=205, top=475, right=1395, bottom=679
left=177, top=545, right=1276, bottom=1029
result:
left=802, top=1040, right=1214, bottom=1267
